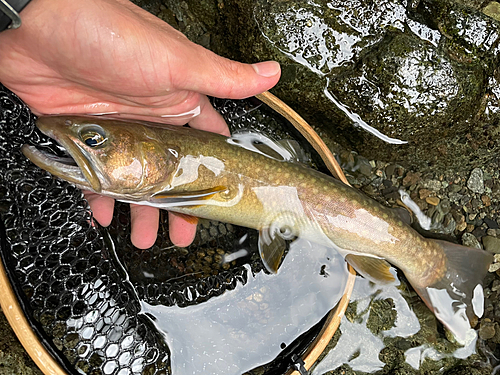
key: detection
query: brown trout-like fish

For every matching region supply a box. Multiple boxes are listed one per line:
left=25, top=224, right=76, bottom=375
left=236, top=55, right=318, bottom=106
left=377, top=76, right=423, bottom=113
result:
left=22, top=116, right=492, bottom=342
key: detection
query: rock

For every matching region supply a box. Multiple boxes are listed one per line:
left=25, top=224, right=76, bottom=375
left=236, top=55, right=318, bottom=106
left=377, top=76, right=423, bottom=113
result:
left=482, top=236, right=500, bottom=254
left=483, top=2, right=500, bottom=21
left=467, top=168, right=485, bottom=194
left=485, top=217, right=499, bottom=229
left=426, top=196, right=440, bottom=206
left=482, top=195, right=492, bottom=207
left=419, top=189, right=432, bottom=199
left=462, top=232, right=482, bottom=249
left=448, top=184, right=462, bottom=193
left=479, top=320, right=496, bottom=340
left=403, top=172, right=421, bottom=187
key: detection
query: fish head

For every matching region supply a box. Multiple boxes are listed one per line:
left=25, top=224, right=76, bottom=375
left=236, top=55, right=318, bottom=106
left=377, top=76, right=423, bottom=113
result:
left=22, top=116, right=179, bottom=197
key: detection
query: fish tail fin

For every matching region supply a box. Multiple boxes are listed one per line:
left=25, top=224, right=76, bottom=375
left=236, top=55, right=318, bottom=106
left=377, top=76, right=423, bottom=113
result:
left=410, top=240, right=493, bottom=343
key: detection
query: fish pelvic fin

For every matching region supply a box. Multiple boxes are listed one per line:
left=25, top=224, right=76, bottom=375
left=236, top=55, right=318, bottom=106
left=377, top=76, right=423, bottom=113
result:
left=345, top=254, right=395, bottom=284
left=409, top=240, right=493, bottom=344
left=258, top=228, right=289, bottom=273
left=151, top=186, right=227, bottom=205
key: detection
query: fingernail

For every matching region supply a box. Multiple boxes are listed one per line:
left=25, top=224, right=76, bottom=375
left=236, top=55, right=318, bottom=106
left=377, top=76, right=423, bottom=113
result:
left=252, top=61, right=281, bottom=77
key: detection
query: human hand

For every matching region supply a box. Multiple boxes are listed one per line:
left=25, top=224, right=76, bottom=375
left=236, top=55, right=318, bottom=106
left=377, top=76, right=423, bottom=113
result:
left=0, top=0, right=280, bottom=249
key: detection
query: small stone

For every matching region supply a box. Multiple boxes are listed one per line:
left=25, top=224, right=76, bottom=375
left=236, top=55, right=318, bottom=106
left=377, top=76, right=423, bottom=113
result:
left=467, top=168, right=485, bottom=194
left=419, top=189, right=432, bottom=199
left=358, top=162, right=372, bottom=176
left=483, top=236, right=500, bottom=254
left=471, top=198, right=482, bottom=209
left=492, top=280, right=500, bottom=292
left=483, top=2, right=500, bottom=21
left=479, top=320, right=496, bottom=340
left=424, top=180, right=442, bottom=191
left=426, top=196, right=440, bottom=206
left=490, top=262, right=500, bottom=272
left=403, top=172, right=421, bottom=187
left=466, top=223, right=475, bottom=232
left=487, top=229, right=497, bottom=237
left=482, top=195, right=492, bottom=207
left=462, top=232, right=482, bottom=249
left=385, top=164, right=397, bottom=177
left=455, top=213, right=467, bottom=231
left=485, top=217, right=499, bottom=229
left=448, top=184, right=462, bottom=193
left=439, top=199, right=451, bottom=214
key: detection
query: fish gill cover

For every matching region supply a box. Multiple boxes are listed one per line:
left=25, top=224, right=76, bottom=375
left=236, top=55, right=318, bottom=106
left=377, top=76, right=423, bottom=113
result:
left=0, top=84, right=334, bottom=375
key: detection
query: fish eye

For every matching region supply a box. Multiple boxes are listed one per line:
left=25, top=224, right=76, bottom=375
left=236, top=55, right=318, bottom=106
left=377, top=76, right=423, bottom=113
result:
left=80, top=125, right=107, bottom=148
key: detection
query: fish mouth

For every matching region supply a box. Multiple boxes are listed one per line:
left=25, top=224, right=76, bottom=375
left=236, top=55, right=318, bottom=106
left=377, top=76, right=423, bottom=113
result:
left=21, top=118, right=102, bottom=192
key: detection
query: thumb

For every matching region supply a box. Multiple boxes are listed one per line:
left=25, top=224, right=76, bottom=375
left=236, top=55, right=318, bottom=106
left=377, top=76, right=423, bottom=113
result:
left=169, top=41, right=281, bottom=99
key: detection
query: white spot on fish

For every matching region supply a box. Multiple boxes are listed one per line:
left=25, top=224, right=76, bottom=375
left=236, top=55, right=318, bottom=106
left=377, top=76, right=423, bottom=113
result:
left=170, top=155, right=224, bottom=187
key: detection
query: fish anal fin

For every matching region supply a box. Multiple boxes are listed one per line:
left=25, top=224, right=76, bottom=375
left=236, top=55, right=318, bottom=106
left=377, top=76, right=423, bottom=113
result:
left=258, top=228, right=287, bottom=273
left=152, top=186, right=227, bottom=204
left=345, top=254, right=395, bottom=284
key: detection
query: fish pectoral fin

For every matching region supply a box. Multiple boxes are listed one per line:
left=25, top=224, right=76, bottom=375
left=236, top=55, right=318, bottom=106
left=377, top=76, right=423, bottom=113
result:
left=258, top=228, right=287, bottom=274
left=345, top=254, right=395, bottom=284
left=151, top=186, right=228, bottom=205
left=169, top=212, right=199, bottom=225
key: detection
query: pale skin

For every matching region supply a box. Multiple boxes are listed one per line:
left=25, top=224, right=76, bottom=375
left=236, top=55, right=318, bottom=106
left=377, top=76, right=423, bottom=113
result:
left=0, top=0, right=281, bottom=248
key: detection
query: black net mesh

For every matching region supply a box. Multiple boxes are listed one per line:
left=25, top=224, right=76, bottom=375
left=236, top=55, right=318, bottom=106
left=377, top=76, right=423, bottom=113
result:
left=0, top=84, right=324, bottom=375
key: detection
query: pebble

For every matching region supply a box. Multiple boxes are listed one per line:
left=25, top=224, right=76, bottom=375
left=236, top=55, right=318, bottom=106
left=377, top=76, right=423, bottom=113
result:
left=462, top=232, right=482, bottom=249
left=425, top=180, right=442, bottom=191
left=467, top=168, right=485, bottom=194
left=479, top=320, right=496, bottom=340
left=492, top=254, right=500, bottom=272
left=482, top=195, right=492, bottom=207
left=483, top=236, right=500, bottom=254
left=419, top=189, right=432, bottom=199
left=485, top=217, right=499, bottom=229
left=448, top=184, right=462, bottom=193
left=426, top=196, right=440, bottom=206
left=402, top=172, right=421, bottom=186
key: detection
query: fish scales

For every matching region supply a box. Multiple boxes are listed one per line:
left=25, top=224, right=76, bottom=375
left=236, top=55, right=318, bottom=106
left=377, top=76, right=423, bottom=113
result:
left=162, top=130, right=445, bottom=288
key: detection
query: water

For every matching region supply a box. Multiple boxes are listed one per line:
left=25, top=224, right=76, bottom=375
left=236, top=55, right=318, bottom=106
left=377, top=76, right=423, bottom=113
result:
left=140, top=238, right=349, bottom=375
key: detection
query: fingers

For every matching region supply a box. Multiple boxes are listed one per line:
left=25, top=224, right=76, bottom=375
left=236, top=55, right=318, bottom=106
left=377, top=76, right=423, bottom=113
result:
left=168, top=212, right=198, bottom=247
left=166, top=41, right=281, bottom=99
left=83, top=191, right=115, bottom=227
left=188, top=95, right=230, bottom=136
left=130, top=204, right=159, bottom=249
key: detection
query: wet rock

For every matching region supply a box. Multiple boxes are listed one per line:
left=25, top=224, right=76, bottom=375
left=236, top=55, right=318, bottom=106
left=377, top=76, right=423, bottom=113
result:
left=479, top=319, right=496, bottom=340
left=454, top=212, right=467, bottom=232
left=467, top=168, right=485, bottom=194
left=484, top=217, right=499, bottom=229
left=403, top=172, right=421, bottom=187
left=482, top=195, right=492, bottom=207
left=484, top=2, right=500, bottom=21
left=448, top=184, right=462, bottom=193
left=462, top=232, right=482, bottom=249
left=419, top=189, right=432, bottom=199
left=426, top=196, right=440, bottom=206
left=482, top=236, right=500, bottom=254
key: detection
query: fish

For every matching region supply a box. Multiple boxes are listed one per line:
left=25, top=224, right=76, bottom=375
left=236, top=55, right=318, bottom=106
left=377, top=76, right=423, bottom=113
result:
left=22, top=115, right=493, bottom=343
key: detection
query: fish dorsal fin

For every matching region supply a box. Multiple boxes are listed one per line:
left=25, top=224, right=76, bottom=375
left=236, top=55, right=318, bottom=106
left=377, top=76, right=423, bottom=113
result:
left=258, top=227, right=288, bottom=273
left=276, top=139, right=310, bottom=164
left=345, top=254, right=395, bottom=284
left=151, top=186, right=227, bottom=206
left=228, top=132, right=309, bottom=164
